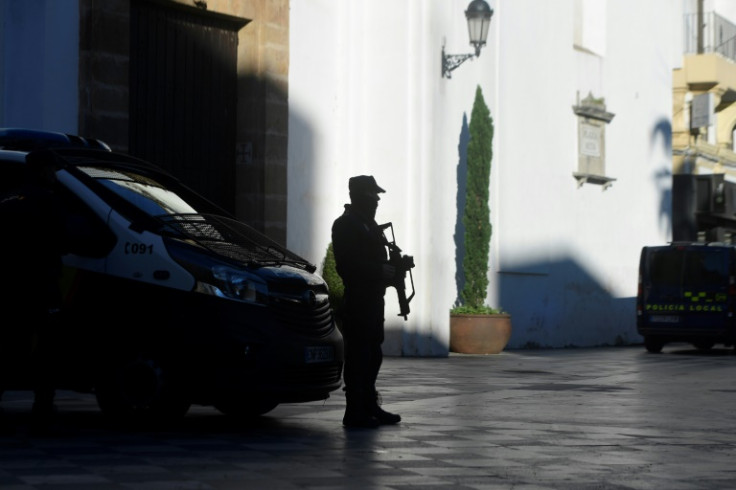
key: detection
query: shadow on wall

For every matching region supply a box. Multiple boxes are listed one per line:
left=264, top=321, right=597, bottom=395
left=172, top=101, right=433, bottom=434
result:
left=383, top=325, right=448, bottom=357
left=498, top=257, right=637, bottom=349
left=286, top=97, right=317, bottom=258
left=651, top=118, right=672, bottom=237
left=454, top=113, right=470, bottom=306
left=445, top=114, right=671, bottom=350
left=483, top=116, right=671, bottom=349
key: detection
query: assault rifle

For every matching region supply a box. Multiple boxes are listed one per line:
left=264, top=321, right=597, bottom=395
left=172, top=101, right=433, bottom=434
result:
left=379, top=222, right=415, bottom=320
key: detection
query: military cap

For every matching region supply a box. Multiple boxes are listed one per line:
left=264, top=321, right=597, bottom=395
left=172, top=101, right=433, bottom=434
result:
left=349, top=175, right=385, bottom=196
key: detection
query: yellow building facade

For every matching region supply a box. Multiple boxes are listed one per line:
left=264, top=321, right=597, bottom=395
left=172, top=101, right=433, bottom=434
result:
left=673, top=8, right=736, bottom=177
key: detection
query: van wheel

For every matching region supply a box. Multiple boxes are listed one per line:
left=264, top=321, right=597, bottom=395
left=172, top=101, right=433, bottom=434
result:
left=95, top=355, right=191, bottom=423
left=214, top=397, right=278, bottom=418
left=644, top=337, right=664, bottom=353
left=693, top=342, right=715, bottom=351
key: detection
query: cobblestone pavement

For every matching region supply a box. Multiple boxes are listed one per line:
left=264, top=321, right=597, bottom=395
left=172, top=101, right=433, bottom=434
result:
left=1, top=344, right=736, bottom=489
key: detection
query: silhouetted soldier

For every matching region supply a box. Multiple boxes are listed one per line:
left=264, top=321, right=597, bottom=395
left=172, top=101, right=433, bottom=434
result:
left=0, top=150, right=66, bottom=433
left=331, top=175, right=401, bottom=428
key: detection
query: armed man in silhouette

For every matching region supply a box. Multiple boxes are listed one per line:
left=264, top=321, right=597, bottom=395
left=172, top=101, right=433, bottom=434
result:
left=331, top=175, right=401, bottom=428
left=0, top=150, right=67, bottom=433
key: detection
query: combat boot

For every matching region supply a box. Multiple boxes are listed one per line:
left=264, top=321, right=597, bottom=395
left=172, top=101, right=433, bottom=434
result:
left=369, top=390, right=401, bottom=425
left=342, top=391, right=379, bottom=428
left=0, top=408, right=14, bottom=436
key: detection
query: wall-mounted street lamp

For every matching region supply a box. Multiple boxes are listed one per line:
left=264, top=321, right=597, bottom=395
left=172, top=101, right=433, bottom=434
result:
left=441, top=0, right=494, bottom=79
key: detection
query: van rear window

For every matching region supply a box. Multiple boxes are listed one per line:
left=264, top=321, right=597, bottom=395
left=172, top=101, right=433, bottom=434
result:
left=647, top=248, right=729, bottom=288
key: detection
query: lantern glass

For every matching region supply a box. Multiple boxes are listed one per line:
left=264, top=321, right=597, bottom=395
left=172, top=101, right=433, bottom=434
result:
left=465, top=0, right=493, bottom=55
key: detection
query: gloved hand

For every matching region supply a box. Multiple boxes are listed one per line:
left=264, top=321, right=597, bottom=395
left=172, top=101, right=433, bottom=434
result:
left=381, top=264, right=397, bottom=281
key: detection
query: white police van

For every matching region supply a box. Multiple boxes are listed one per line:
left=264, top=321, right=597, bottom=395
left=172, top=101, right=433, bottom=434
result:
left=0, top=128, right=343, bottom=422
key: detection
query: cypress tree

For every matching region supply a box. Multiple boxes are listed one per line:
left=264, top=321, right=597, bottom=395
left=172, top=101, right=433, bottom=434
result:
left=460, top=85, right=494, bottom=312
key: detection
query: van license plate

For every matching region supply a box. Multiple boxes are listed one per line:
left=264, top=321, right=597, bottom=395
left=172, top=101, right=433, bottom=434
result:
left=305, top=346, right=334, bottom=364
left=652, top=315, right=679, bottom=323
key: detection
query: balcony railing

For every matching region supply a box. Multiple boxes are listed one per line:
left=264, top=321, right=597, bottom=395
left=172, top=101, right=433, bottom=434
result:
left=684, top=12, right=736, bottom=63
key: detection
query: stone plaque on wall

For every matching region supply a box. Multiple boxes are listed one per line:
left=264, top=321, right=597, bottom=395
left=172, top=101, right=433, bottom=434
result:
left=572, top=92, right=616, bottom=189
left=580, top=122, right=602, bottom=158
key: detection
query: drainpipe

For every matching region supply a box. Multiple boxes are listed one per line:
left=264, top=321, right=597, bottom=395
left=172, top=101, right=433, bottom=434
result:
left=697, top=0, right=704, bottom=54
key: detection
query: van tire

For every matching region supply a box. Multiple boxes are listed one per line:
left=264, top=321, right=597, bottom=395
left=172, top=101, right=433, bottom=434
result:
left=693, top=342, right=715, bottom=351
left=214, top=398, right=278, bottom=418
left=95, top=354, right=191, bottom=424
left=644, top=337, right=664, bottom=353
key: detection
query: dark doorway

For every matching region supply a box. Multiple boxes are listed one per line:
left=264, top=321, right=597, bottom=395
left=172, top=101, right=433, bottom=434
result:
left=129, top=0, right=247, bottom=213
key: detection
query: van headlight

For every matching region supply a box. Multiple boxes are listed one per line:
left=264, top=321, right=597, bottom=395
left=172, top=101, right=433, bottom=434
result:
left=195, top=265, right=268, bottom=304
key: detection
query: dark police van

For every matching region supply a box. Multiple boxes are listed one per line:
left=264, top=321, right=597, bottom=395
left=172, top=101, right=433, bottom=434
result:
left=637, top=242, right=736, bottom=353
left=0, top=128, right=343, bottom=422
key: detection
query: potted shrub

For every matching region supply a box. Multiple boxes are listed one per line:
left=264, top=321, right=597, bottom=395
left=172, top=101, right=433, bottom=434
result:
left=450, top=85, right=511, bottom=354
left=321, top=242, right=345, bottom=334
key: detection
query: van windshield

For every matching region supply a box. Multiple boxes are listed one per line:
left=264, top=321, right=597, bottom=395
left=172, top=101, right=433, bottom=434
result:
left=78, top=166, right=198, bottom=216
left=647, top=248, right=729, bottom=290
left=75, top=164, right=316, bottom=272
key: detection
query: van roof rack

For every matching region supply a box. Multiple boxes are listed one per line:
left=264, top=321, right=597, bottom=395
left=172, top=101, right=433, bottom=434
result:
left=666, top=241, right=736, bottom=247
left=0, top=128, right=110, bottom=152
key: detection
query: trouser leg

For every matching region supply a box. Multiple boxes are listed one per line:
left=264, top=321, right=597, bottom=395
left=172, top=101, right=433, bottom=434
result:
left=366, top=342, right=382, bottom=389
left=344, top=339, right=381, bottom=393
left=363, top=342, right=400, bottom=425
left=342, top=336, right=379, bottom=428
left=30, top=311, right=57, bottom=418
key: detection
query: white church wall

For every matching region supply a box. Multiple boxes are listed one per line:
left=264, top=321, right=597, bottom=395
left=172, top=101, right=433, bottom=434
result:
left=289, top=0, right=679, bottom=354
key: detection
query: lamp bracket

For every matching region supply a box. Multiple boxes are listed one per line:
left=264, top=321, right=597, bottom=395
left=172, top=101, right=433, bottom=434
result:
left=442, top=45, right=475, bottom=79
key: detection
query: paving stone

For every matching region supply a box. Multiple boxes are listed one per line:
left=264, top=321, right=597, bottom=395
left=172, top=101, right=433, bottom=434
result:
left=1, top=345, right=736, bottom=488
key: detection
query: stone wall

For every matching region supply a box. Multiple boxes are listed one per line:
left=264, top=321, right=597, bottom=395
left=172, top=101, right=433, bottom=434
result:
left=78, top=0, right=290, bottom=243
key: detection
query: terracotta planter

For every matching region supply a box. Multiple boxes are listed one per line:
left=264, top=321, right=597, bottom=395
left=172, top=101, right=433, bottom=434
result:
left=450, top=313, right=512, bottom=354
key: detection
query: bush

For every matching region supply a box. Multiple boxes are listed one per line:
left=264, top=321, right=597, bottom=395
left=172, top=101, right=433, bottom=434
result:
left=321, top=242, right=344, bottom=330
